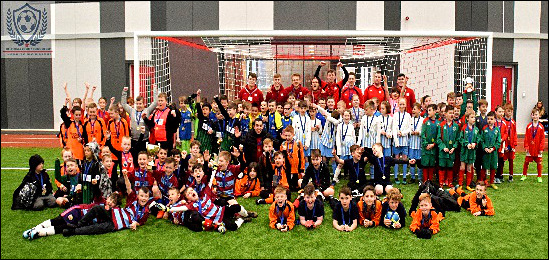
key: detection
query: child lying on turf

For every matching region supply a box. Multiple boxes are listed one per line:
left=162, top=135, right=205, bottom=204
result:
left=328, top=186, right=359, bottom=232
left=357, top=185, right=382, bottom=228
left=409, top=193, right=443, bottom=239
left=297, top=183, right=325, bottom=229
left=269, top=185, right=295, bottom=232
left=448, top=181, right=494, bottom=216
left=23, top=192, right=121, bottom=240
left=380, top=188, right=406, bottom=229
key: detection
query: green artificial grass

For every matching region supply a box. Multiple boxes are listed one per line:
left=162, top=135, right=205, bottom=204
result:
left=2, top=148, right=548, bottom=259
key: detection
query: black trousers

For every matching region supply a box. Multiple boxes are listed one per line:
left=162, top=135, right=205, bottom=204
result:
left=223, top=204, right=242, bottom=231
left=287, top=172, right=300, bottom=192
left=74, top=205, right=115, bottom=235
left=184, top=210, right=205, bottom=232
left=496, top=157, right=504, bottom=179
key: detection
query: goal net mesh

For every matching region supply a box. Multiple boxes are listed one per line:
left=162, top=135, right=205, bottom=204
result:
left=135, top=35, right=487, bottom=105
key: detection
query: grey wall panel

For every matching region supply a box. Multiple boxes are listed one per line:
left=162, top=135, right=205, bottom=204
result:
left=4, top=59, right=30, bottom=128
left=488, top=1, right=503, bottom=32
left=384, top=1, right=400, bottom=30
left=328, top=2, right=356, bottom=30
left=166, top=1, right=193, bottom=31
left=541, top=1, right=547, bottom=34
left=539, top=39, right=548, bottom=106
left=471, top=1, right=488, bottom=31
left=492, top=38, right=514, bottom=63
left=168, top=41, right=219, bottom=104
left=274, top=1, right=329, bottom=30
left=192, top=1, right=218, bottom=30
left=504, top=1, right=514, bottom=33
left=28, top=59, right=54, bottom=129
left=100, top=39, right=126, bottom=103
left=100, top=1, right=125, bottom=33
left=455, top=1, right=472, bottom=31
left=1, top=58, right=7, bottom=128
left=151, top=1, right=167, bottom=31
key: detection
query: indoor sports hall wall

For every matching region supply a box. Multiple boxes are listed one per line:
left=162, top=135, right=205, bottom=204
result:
left=1, top=1, right=547, bottom=133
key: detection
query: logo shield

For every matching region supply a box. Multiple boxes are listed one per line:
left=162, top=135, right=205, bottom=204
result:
left=13, top=3, right=41, bottom=41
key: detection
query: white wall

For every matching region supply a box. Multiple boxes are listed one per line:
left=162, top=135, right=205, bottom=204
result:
left=219, top=1, right=274, bottom=30
left=401, top=1, right=455, bottom=31
left=513, top=39, right=540, bottom=134
left=356, top=1, right=384, bottom=30
left=514, top=1, right=542, bottom=33
left=125, top=1, right=151, bottom=60
left=51, top=2, right=101, bottom=128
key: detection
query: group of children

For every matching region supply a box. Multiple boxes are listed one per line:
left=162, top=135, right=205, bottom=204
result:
left=14, top=66, right=546, bottom=240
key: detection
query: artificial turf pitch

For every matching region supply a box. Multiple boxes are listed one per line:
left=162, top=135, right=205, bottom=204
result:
left=1, top=147, right=547, bottom=259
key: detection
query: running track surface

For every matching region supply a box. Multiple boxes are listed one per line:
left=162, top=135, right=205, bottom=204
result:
left=1, top=134, right=542, bottom=152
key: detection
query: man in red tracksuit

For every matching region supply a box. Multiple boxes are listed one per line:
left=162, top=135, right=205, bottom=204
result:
left=282, top=73, right=309, bottom=101
left=238, top=73, right=264, bottom=106
left=338, top=72, right=362, bottom=109
left=265, top=73, right=286, bottom=104
left=313, top=61, right=349, bottom=102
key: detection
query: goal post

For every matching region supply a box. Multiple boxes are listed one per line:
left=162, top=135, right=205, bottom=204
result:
left=133, top=30, right=492, bottom=107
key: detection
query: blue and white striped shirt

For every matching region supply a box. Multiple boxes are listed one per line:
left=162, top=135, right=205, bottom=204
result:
left=358, top=115, right=380, bottom=148
left=391, top=111, right=412, bottom=147
left=409, top=116, right=424, bottom=150
left=377, top=115, right=393, bottom=149
left=292, top=113, right=311, bottom=146
left=307, top=117, right=323, bottom=150
left=336, top=121, right=356, bottom=156
left=350, top=107, right=364, bottom=124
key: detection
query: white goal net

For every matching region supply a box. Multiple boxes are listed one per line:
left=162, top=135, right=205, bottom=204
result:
left=134, top=31, right=492, bottom=106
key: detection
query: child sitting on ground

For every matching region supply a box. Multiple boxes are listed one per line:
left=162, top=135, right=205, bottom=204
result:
left=409, top=193, right=443, bottom=239
left=234, top=162, right=261, bottom=199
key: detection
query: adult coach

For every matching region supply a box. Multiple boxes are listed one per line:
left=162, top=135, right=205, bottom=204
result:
left=338, top=72, right=362, bottom=109
left=238, top=73, right=264, bottom=106
left=395, top=73, right=416, bottom=114
left=314, top=61, right=349, bottom=101
left=282, top=73, right=310, bottom=101
left=364, top=71, right=390, bottom=108
left=265, top=73, right=286, bottom=104
left=240, top=118, right=276, bottom=167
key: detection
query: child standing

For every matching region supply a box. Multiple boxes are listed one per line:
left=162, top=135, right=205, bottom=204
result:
left=474, top=99, right=489, bottom=182
left=214, top=96, right=242, bottom=152
left=388, top=89, right=400, bottom=116
left=280, top=126, right=305, bottom=192
left=502, top=103, right=518, bottom=182
left=79, top=143, right=102, bottom=204
left=437, top=105, right=459, bottom=188
left=350, top=95, right=364, bottom=136
left=459, top=111, right=481, bottom=191
left=177, top=95, right=194, bottom=154
left=480, top=111, right=501, bottom=189
left=494, top=106, right=508, bottom=184
left=521, top=108, right=546, bottom=183
left=333, top=110, right=356, bottom=182
left=60, top=102, right=85, bottom=161
left=195, top=90, right=217, bottom=153
left=269, top=185, right=295, bottom=232
left=377, top=101, right=394, bottom=160
left=358, top=100, right=380, bottom=179
left=408, top=103, right=424, bottom=183
left=315, top=104, right=340, bottom=179
left=292, top=101, right=311, bottom=163
left=392, top=98, right=412, bottom=184
left=409, top=193, right=443, bottom=239
left=306, top=106, right=323, bottom=169
left=421, top=104, right=440, bottom=183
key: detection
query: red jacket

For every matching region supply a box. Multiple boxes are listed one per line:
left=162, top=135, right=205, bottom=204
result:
left=494, top=119, right=508, bottom=154
left=310, top=89, right=323, bottom=104
left=238, top=85, right=264, bottom=105
left=265, top=85, right=286, bottom=104
left=396, top=86, right=416, bottom=114
left=524, top=122, right=546, bottom=156
left=338, top=85, right=363, bottom=109
left=503, top=117, right=518, bottom=149
left=364, top=85, right=388, bottom=106
left=282, top=85, right=310, bottom=101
